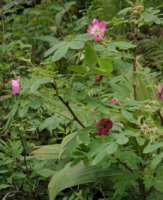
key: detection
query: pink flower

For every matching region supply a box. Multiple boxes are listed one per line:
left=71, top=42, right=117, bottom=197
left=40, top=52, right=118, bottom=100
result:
left=87, top=18, right=107, bottom=41
left=109, top=98, right=119, bottom=105
left=156, top=83, right=163, bottom=100
left=96, top=118, right=113, bottom=136
left=10, top=77, right=20, bottom=95
left=96, top=74, right=103, bottom=81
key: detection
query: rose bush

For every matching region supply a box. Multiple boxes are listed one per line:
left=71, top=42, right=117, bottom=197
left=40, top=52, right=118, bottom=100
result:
left=0, top=0, right=163, bottom=200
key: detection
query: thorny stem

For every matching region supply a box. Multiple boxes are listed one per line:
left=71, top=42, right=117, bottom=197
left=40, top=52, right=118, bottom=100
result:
left=133, top=47, right=137, bottom=100
left=138, top=180, right=147, bottom=200
left=51, top=82, right=85, bottom=128
left=117, top=158, right=147, bottom=200
left=16, top=98, right=30, bottom=175
left=131, top=11, right=140, bottom=100
left=18, top=131, right=29, bottom=175
left=6, top=97, right=30, bottom=175
left=157, top=110, right=163, bottom=126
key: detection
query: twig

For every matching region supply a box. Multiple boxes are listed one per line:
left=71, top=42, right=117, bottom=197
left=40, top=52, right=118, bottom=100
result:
left=157, top=110, right=163, bottom=126
left=132, top=35, right=137, bottom=100
left=51, top=82, right=85, bottom=128
left=18, top=132, right=29, bottom=175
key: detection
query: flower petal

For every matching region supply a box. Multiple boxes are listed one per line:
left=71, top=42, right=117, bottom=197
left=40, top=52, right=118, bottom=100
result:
left=92, top=18, right=99, bottom=25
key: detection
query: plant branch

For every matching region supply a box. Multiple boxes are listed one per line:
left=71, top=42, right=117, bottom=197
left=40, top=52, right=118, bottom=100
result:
left=51, top=82, right=85, bottom=128
left=116, top=158, right=133, bottom=173
left=132, top=34, right=137, bottom=100
left=157, top=110, right=163, bottom=126
left=138, top=179, right=147, bottom=200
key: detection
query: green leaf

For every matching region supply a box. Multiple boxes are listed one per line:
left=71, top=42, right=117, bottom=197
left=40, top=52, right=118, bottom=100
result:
left=91, top=66, right=110, bottom=75
left=136, top=136, right=146, bottom=146
left=69, top=40, right=84, bottom=50
left=75, top=34, right=92, bottom=41
left=0, top=170, right=8, bottom=174
left=51, top=44, right=69, bottom=61
left=30, top=78, right=51, bottom=93
left=0, top=184, right=10, bottom=189
left=36, top=168, right=54, bottom=178
left=84, top=44, right=97, bottom=66
left=117, top=135, right=129, bottom=145
left=143, top=142, right=163, bottom=154
left=118, top=151, right=140, bottom=168
left=60, top=132, right=77, bottom=157
left=106, top=143, right=118, bottom=155
left=44, top=42, right=67, bottom=57
left=121, top=110, right=136, bottom=123
left=21, top=134, right=29, bottom=154
left=77, top=131, right=90, bottom=145
left=19, top=104, right=30, bottom=118
left=64, top=1, right=76, bottom=10
left=48, top=162, right=114, bottom=200
left=113, top=41, right=136, bottom=50
left=39, top=116, right=60, bottom=133
left=68, top=65, right=87, bottom=73
left=5, top=104, right=19, bottom=128
left=32, top=144, right=61, bottom=160
left=98, top=58, right=113, bottom=73
left=150, top=153, right=163, bottom=170
left=92, top=150, right=106, bottom=166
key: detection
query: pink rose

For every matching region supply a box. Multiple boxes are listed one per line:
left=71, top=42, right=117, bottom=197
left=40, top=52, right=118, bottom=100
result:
left=10, top=77, right=20, bottom=95
left=87, top=18, right=107, bottom=41
left=96, top=118, right=113, bottom=136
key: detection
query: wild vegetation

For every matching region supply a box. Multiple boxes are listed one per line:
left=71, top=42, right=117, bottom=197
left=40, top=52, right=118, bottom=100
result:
left=0, top=0, right=163, bottom=199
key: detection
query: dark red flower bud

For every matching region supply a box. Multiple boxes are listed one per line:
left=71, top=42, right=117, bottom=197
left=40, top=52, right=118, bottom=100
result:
left=96, top=118, right=113, bottom=136
left=96, top=74, right=103, bottom=81
left=108, top=98, right=119, bottom=105
left=156, top=83, right=163, bottom=100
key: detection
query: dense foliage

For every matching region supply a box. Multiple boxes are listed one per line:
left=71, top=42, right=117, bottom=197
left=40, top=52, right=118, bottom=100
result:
left=0, top=0, right=163, bottom=199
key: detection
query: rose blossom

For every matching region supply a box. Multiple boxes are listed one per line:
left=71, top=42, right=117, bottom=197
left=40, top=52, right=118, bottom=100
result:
left=87, top=18, right=107, bottom=41
left=96, top=118, right=113, bottom=136
left=10, top=77, right=20, bottom=95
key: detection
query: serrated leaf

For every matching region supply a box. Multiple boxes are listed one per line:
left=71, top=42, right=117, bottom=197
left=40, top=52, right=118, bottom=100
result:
left=143, top=142, right=163, bottom=154
left=44, top=42, right=67, bottom=57
left=117, top=135, right=129, bottom=145
left=36, top=168, right=54, bottom=178
left=150, top=153, right=163, bottom=170
left=69, top=40, right=84, bottom=50
left=106, top=143, right=118, bottom=155
left=51, top=44, right=69, bottom=61
left=115, top=41, right=136, bottom=49
left=98, top=58, right=113, bottom=73
left=92, top=150, right=106, bottom=166
left=75, top=34, right=92, bottom=41
left=30, top=78, right=51, bottom=93
left=39, top=116, right=60, bottom=133
left=121, top=110, right=136, bottom=123
left=136, top=136, right=145, bottom=146
left=19, top=104, right=30, bottom=118
left=85, top=44, right=97, bottom=66
left=68, top=65, right=87, bottom=73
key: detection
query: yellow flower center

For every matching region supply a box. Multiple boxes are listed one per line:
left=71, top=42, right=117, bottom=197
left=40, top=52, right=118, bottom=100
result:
left=94, top=27, right=102, bottom=35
